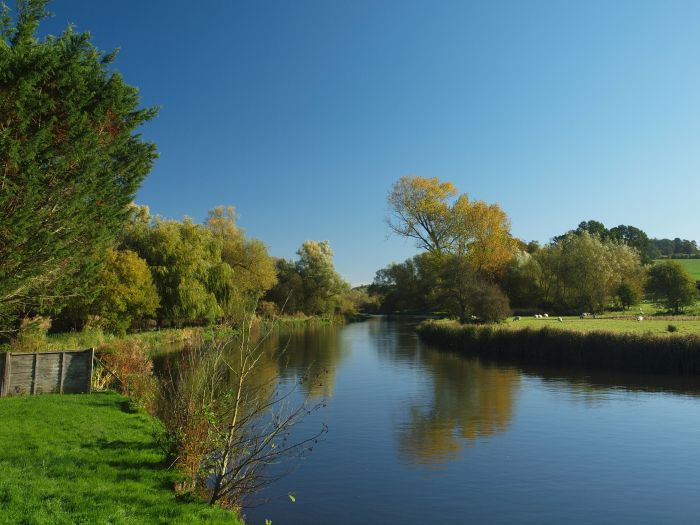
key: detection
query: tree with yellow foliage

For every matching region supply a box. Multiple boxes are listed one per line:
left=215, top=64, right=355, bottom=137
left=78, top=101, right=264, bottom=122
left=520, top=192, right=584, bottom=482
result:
left=387, top=176, right=517, bottom=277
left=386, top=176, right=516, bottom=323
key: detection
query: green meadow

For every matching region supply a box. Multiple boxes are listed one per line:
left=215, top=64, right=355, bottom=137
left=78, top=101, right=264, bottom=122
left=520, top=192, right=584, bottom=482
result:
left=0, top=393, right=239, bottom=525
left=509, top=315, right=700, bottom=335
left=654, top=258, right=700, bottom=280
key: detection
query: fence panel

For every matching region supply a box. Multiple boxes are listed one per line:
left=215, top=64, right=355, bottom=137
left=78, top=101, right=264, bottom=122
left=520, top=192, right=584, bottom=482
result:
left=0, top=349, right=93, bottom=397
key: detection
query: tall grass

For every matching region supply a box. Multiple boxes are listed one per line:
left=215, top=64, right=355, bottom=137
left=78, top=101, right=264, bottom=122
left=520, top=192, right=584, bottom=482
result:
left=417, top=319, right=700, bottom=375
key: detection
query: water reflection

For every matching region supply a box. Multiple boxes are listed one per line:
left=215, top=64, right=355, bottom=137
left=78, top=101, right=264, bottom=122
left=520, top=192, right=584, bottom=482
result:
left=266, top=326, right=348, bottom=399
left=242, top=317, right=700, bottom=525
left=396, top=350, right=520, bottom=464
left=153, top=324, right=348, bottom=406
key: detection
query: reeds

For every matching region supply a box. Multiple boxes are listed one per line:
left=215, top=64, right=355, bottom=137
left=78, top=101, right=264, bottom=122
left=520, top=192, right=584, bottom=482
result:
left=416, top=319, right=700, bottom=375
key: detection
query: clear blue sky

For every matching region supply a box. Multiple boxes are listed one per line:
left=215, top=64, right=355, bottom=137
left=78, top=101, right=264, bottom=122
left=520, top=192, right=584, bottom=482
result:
left=38, top=0, right=700, bottom=284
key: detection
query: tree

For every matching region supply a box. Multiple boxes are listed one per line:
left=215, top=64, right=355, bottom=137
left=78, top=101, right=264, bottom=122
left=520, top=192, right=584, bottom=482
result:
left=122, top=215, right=221, bottom=326
left=205, top=206, right=277, bottom=320
left=387, top=176, right=457, bottom=254
left=615, top=282, right=642, bottom=310
left=609, top=225, right=652, bottom=264
left=646, top=262, right=697, bottom=314
left=532, top=232, right=645, bottom=313
left=370, top=253, right=436, bottom=313
left=296, top=241, right=350, bottom=316
left=265, top=241, right=350, bottom=316
left=387, top=176, right=517, bottom=276
left=92, top=248, right=160, bottom=334
left=450, top=195, right=516, bottom=275
left=0, top=1, right=157, bottom=334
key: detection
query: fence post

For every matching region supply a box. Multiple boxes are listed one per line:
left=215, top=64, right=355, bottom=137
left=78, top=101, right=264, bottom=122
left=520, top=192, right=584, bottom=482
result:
left=59, top=352, right=66, bottom=394
left=0, top=353, right=8, bottom=397
left=31, top=353, right=38, bottom=395
left=87, top=348, right=94, bottom=394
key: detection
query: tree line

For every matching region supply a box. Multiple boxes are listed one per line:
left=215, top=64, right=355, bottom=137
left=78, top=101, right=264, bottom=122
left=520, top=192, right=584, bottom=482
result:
left=369, top=177, right=699, bottom=320
left=1, top=3, right=697, bottom=339
left=552, top=219, right=700, bottom=262
left=0, top=2, right=359, bottom=338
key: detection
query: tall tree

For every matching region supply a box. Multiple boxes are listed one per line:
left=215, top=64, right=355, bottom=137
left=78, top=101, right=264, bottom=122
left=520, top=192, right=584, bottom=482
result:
left=387, top=176, right=516, bottom=275
left=0, top=1, right=157, bottom=334
left=387, top=176, right=457, bottom=254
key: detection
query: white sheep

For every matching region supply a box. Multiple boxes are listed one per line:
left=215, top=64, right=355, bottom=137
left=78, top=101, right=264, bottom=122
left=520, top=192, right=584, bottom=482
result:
left=558, top=317, right=563, bottom=322
left=513, top=316, right=521, bottom=321
left=636, top=315, right=644, bottom=321
left=543, top=313, right=549, bottom=318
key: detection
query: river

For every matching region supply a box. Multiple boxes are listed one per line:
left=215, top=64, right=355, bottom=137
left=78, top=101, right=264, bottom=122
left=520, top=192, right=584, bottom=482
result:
left=233, top=316, right=700, bottom=524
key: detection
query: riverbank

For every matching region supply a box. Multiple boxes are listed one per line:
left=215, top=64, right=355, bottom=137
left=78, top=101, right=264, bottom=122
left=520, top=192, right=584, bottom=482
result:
left=1, top=314, right=347, bottom=356
left=417, top=319, right=700, bottom=375
left=0, top=392, right=239, bottom=524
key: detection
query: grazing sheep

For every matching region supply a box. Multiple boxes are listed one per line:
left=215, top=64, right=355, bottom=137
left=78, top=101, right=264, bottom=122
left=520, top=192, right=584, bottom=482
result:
left=543, top=313, right=549, bottom=318
left=636, top=315, right=644, bottom=321
left=513, top=316, right=521, bottom=321
left=534, top=314, right=541, bottom=319
left=558, top=317, right=563, bottom=322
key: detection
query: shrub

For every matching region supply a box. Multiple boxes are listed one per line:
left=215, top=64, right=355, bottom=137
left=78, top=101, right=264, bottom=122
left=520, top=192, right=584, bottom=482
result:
left=99, top=340, right=157, bottom=413
left=9, top=316, right=51, bottom=353
left=472, top=282, right=512, bottom=323
left=668, top=324, right=678, bottom=333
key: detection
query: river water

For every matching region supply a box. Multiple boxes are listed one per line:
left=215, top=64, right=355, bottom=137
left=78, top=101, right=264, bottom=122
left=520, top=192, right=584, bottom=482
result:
left=235, top=316, right=700, bottom=525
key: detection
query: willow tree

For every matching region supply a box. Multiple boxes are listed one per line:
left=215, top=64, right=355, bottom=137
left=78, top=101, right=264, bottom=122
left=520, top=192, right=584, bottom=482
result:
left=205, top=206, right=277, bottom=320
left=0, top=1, right=157, bottom=333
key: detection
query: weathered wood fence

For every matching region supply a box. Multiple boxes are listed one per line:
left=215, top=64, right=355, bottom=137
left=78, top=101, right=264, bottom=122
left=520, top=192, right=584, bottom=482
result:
left=0, top=349, right=94, bottom=397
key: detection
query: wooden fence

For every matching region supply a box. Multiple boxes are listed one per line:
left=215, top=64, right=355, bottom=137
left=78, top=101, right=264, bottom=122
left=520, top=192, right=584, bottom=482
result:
left=0, top=349, right=94, bottom=397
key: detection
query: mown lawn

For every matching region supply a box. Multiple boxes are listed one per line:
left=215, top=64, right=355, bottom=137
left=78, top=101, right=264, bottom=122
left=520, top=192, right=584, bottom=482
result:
left=0, top=392, right=239, bottom=525
left=509, top=316, right=700, bottom=335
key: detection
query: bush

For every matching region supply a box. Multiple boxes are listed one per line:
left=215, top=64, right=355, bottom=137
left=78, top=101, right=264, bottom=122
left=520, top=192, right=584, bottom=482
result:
left=668, top=324, right=678, bottom=333
left=9, top=316, right=51, bottom=353
left=472, top=282, right=512, bottom=324
left=99, top=340, right=157, bottom=413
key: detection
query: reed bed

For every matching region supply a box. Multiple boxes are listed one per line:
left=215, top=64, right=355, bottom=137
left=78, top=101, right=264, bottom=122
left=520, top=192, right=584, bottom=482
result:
left=417, top=319, right=700, bottom=375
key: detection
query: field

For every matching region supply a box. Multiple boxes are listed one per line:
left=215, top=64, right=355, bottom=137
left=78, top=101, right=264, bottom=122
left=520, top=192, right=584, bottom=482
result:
left=509, top=315, right=700, bottom=335
left=654, top=258, right=700, bottom=280
left=0, top=393, right=238, bottom=525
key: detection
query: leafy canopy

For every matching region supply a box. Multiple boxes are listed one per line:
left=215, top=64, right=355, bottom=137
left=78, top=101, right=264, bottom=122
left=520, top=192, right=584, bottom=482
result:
left=0, top=0, right=157, bottom=333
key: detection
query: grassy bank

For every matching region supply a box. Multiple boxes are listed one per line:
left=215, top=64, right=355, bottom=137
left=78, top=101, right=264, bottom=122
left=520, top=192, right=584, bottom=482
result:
left=0, top=392, right=239, bottom=524
left=1, top=314, right=347, bottom=356
left=508, top=315, right=700, bottom=335
left=417, top=319, right=700, bottom=375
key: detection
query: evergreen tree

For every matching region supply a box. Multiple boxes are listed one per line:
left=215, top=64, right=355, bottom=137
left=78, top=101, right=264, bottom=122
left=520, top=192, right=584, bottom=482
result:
left=0, top=0, right=157, bottom=334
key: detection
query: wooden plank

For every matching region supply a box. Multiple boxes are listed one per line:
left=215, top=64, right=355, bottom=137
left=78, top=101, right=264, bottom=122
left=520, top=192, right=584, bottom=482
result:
left=87, top=348, right=94, bottom=394
left=0, top=353, right=8, bottom=397
left=9, top=354, right=33, bottom=395
left=59, top=352, right=65, bottom=394
left=31, top=353, right=38, bottom=395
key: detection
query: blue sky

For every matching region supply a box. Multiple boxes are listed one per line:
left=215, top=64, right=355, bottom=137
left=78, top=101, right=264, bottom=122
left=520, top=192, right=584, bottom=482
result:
left=37, top=0, right=700, bottom=284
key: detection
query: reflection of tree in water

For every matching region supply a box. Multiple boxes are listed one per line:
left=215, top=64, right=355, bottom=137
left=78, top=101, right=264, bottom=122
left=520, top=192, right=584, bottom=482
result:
left=258, top=325, right=348, bottom=399
left=398, top=351, right=520, bottom=464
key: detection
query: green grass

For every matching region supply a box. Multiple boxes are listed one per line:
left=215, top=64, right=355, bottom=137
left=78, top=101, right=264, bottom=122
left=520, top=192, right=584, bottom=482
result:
left=0, top=392, right=240, bottom=525
left=417, top=318, right=700, bottom=375
left=509, top=315, right=700, bottom=335
left=654, top=258, right=700, bottom=280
